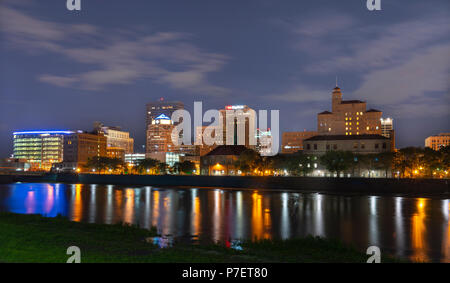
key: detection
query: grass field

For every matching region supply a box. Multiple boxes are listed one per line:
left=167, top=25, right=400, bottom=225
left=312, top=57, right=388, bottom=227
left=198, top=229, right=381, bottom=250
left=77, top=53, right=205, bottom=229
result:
left=0, top=213, right=402, bottom=263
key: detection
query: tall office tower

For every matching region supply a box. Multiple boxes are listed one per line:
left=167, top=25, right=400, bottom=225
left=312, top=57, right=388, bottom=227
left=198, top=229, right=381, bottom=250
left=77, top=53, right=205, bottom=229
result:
left=425, top=133, right=450, bottom=151
left=146, top=114, right=175, bottom=156
left=145, top=99, right=184, bottom=156
left=317, top=86, right=382, bottom=136
left=380, top=118, right=394, bottom=138
left=219, top=105, right=257, bottom=149
left=63, top=132, right=107, bottom=171
left=281, top=131, right=318, bottom=154
left=93, top=122, right=134, bottom=154
left=13, top=130, right=74, bottom=171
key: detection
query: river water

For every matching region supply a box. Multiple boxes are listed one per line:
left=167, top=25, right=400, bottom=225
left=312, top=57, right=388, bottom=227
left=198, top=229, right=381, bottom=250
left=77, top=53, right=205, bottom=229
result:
left=0, top=182, right=449, bottom=262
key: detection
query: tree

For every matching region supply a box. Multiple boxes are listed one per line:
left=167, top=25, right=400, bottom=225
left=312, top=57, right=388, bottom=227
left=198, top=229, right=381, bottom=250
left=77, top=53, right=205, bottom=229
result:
left=179, top=161, right=196, bottom=175
left=234, top=149, right=262, bottom=175
left=319, top=151, right=354, bottom=177
left=135, top=158, right=160, bottom=175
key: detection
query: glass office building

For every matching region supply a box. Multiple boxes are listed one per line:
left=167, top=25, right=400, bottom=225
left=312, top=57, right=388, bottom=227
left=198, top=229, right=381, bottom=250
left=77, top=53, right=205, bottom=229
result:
left=13, top=130, right=74, bottom=171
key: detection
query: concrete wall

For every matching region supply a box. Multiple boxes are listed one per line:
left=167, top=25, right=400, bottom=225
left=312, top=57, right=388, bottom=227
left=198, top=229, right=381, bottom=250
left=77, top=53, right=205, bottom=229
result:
left=2, top=173, right=449, bottom=195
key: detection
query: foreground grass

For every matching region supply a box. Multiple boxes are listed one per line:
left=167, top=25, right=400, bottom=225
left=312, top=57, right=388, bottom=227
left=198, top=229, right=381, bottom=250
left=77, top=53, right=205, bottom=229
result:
left=0, top=213, right=401, bottom=263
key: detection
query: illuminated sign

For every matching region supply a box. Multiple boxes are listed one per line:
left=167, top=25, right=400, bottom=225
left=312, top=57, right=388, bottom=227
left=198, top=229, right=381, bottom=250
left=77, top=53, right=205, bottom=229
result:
left=155, top=114, right=171, bottom=120
left=13, top=130, right=75, bottom=135
left=225, top=105, right=245, bottom=110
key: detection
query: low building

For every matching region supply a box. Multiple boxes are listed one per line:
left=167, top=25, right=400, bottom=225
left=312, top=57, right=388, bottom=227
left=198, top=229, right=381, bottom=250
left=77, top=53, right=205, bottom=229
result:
left=425, top=133, right=450, bottom=151
left=94, top=122, right=134, bottom=154
left=107, top=147, right=125, bottom=161
left=0, top=158, right=31, bottom=173
left=303, top=134, right=391, bottom=155
left=281, top=131, right=318, bottom=154
left=200, top=145, right=248, bottom=176
left=13, top=130, right=74, bottom=171
left=60, top=132, right=107, bottom=172
left=124, top=153, right=145, bottom=165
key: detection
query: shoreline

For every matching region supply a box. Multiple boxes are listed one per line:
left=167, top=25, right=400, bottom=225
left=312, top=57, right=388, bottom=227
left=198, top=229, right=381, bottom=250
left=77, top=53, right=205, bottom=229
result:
left=1, top=173, right=449, bottom=197
left=0, top=212, right=403, bottom=263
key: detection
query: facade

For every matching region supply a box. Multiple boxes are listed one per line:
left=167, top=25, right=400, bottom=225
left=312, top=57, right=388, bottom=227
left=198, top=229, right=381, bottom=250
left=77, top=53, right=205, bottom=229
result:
left=106, top=147, right=125, bottom=161
left=146, top=114, right=176, bottom=156
left=13, top=130, right=73, bottom=171
left=425, top=133, right=450, bottom=151
left=317, top=87, right=382, bottom=136
left=146, top=99, right=184, bottom=128
left=200, top=145, right=248, bottom=176
left=281, top=131, right=318, bottom=154
left=124, top=153, right=145, bottom=165
left=0, top=158, right=31, bottom=172
left=219, top=105, right=257, bottom=148
left=303, top=134, right=391, bottom=156
left=62, top=132, right=107, bottom=171
left=94, top=122, right=134, bottom=154
left=380, top=118, right=394, bottom=138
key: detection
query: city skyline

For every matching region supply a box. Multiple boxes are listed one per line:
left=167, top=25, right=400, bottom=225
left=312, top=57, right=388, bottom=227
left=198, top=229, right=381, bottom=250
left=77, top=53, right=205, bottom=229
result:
left=1, top=0, right=449, bottom=158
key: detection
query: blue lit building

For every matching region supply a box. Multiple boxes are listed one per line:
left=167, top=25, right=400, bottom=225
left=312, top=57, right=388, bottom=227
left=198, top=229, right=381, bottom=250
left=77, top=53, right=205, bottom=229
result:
left=13, top=130, right=74, bottom=171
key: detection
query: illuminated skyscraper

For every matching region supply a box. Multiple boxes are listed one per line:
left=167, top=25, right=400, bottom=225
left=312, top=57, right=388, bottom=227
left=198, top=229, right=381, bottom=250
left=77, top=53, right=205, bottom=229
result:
left=13, top=130, right=74, bottom=171
left=94, top=122, right=134, bottom=154
left=380, top=118, right=394, bottom=138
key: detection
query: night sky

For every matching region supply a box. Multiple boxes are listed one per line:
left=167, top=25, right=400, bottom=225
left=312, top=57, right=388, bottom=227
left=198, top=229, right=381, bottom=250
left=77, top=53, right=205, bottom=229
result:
left=1, top=0, right=449, bottom=157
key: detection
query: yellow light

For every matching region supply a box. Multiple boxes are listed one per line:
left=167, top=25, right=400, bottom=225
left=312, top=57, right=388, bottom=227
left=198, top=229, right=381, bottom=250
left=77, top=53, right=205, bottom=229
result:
left=76, top=168, right=81, bottom=173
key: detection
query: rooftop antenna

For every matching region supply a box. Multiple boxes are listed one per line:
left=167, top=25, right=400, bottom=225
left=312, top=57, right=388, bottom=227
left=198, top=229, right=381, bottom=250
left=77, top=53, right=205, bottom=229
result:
left=335, top=76, right=338, bottom=87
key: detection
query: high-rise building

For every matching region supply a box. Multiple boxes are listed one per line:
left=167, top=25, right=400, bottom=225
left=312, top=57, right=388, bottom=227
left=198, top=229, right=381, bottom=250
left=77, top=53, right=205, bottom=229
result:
left=145, top=99, right=184, bottom=156
left=380, top=118, right=394, bottom=138
left=219, top=105, right=257, bottom=148
left=425, top=133, right=450, bottom=151
left=281, top=131, right=318, bottom=154
left=146, top=114, right=176, bottom=156
left=317, top=86, right=382, bottom=136
left=13, top=130, right=74, bottom=171
left=62, top=132, right=107, bottom=171
left=94, top=122, right=134, bottom=154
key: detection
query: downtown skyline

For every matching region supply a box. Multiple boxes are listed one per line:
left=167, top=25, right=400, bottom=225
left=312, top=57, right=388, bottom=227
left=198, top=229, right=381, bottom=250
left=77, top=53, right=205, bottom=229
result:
left=1, top=0, right=449, bottom=157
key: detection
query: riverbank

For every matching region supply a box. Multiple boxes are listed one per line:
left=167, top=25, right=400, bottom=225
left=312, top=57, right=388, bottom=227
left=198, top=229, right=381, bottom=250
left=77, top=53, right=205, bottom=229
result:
left=0, top=213, right=402, bottom=263
left=1, top=173, right=449, bottom=195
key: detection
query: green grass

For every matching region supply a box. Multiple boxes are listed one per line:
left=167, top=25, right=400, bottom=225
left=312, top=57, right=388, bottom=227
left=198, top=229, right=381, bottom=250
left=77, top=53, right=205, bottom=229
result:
left=0, top=213, right=402, bottom=263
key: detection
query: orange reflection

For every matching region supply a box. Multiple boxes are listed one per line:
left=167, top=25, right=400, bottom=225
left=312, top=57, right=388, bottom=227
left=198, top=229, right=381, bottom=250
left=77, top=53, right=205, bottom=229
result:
left=411, top=198, right=428, bottom=262
left=123, top=189, right=135, bottom=224
left=251, top=192, right=271, bottom=240
left=191, top=193, right=201, bottom=236
left=152, top=190, right=160, bottom=227
left=73, top=184, right=82, bottom=222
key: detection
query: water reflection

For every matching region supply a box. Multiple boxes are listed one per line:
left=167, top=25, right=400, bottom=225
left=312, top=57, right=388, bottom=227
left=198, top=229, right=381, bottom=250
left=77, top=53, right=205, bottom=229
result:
left=0, top=183, right=449, bottom=262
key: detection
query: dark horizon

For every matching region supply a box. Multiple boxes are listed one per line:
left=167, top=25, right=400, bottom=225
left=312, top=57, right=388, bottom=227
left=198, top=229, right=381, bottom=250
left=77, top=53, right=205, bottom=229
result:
left=1, top=0, right=449, bottom=157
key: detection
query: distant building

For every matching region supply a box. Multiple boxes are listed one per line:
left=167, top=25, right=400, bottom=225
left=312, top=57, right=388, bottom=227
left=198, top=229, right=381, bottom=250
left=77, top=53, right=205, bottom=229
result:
left=317, top=86, right=382, bottom=136
left=94, top=122, right=134, bottom=154
left=146, top=114, right=176, bottom=156
left=425, top=133, right=450, bottom=151
left=146, top=100, right=184, bottom=155
left=380, top=118, right=394, bottom=138
left=61, top=132, right=107, bottom=171
left=303, top=134, right=391, bottom=156
left=200, top=145, right=248, bottom=176
left=106, top=147, right=125, bottom=161
left=281, top=131, right=318, bottom=154
left=13, top=130, right=74, bottom=171
left=256, top=129, right=274, bottom=156
left=0, top=158, right=31, bottom=172
left=219, top=105, right=257, bottom=149
left=125, top=153, right=145, bottom=165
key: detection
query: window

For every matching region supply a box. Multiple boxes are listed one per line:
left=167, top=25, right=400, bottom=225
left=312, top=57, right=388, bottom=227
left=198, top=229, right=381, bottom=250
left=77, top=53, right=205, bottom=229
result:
left=307, top=144, right=311, bottom=150
left=314, top=144, right=318, bottom=150
left=361, top=143, right=365, bottom=149
left=333, top=144, right=337, bottom=150
left=353, top=142, right=358, bottom=149
left=375, top=143, right=379, bottom=149
left=326, top=144, right=330, bottom=150
left=382, top=143, right=387, bottom=149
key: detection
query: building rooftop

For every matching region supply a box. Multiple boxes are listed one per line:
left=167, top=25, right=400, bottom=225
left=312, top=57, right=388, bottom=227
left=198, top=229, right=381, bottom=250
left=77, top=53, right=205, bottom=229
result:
left=304, top=134, right=389, bottom=141
left=366, top=109, right=382, bottom=113
left=318, top=111, right=332, bottom=115
left=341, top=100, right=365, bottom=104
left=205, top=145, right=249, bottom=156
